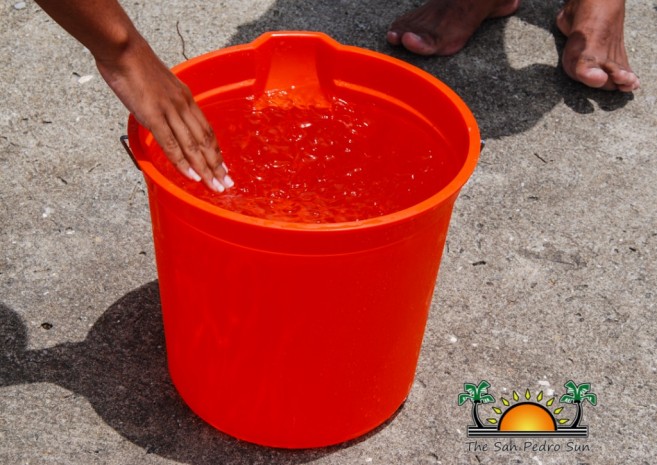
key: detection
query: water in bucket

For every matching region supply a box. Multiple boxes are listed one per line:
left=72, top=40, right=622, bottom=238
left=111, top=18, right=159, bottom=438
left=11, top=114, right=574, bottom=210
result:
left=149, top=90, right=458, bottom=223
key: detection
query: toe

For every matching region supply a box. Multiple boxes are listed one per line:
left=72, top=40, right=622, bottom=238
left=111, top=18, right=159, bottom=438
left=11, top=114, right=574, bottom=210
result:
left=401, top=32, right=439, bottom=56
left=576, top=66, right=610, bottom=89
left=555, top=8, right=571, bottom=36
left=569, top=55, right=612, bottom=89
left=609, top=68, right=640, bottom=92
left=617, top=82, right=637, bottom=92
left=387, top=30, right=402, bottom=46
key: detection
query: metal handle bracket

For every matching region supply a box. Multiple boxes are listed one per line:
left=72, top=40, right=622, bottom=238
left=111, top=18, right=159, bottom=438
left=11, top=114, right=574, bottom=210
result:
left=120, top=135, right=141, bottom=171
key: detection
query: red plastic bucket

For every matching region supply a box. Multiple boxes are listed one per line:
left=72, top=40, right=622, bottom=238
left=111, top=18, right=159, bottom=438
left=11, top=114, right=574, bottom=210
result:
left=126, top=31, right=479, bottom=448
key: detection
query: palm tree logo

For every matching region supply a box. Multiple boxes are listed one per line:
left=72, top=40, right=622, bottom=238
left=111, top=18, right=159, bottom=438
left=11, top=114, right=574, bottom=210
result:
left=458, top=380, right=597, bottom=438
left=457, top=380, right=495, bottom=428
left=559, top=380, right=598, bottom=429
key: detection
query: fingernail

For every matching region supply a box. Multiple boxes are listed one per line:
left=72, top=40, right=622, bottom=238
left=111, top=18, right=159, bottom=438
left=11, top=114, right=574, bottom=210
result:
left=222, top=162, right=229, bottom=173
left=187, top=167, right=202, bottom=182
left=212, top=178, right=225, bottom=193
left=223, top=175, right=235, bottom=189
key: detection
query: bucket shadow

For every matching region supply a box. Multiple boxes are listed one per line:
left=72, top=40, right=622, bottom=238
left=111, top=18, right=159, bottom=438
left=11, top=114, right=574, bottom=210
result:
left=225, top=0, right=632, bottom=139
left=0, top=282, right=399, bottom=464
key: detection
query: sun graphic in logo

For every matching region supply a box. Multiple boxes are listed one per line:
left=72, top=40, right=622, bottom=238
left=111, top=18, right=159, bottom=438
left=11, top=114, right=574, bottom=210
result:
left=490, top=389, right=565, bottom=431
left=458, top=380, right=597, bottom=438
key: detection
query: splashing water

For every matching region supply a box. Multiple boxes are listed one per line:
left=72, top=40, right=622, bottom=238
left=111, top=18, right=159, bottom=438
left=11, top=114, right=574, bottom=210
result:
left=151, top=91, right=456, bottom=223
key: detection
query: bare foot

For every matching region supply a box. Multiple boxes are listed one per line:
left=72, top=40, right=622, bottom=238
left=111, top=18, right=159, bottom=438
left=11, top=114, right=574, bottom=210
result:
left=387, top=0, right=520, bottom=56
left=556, top=0, right=639, bottom=92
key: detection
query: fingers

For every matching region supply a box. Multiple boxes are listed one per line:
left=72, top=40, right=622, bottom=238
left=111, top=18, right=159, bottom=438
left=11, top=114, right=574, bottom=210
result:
left=151, top=86, right=234, bottom=193
left=187, top=102, right=234, bottom=189
left=149, top=122, right=198, bottom=181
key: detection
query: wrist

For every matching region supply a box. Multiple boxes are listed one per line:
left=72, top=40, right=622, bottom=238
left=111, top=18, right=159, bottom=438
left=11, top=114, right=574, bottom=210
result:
left=92, top=27, right=150, bottom=67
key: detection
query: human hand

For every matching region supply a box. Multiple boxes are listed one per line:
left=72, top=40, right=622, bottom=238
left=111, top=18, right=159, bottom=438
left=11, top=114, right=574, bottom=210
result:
left=97, top=38, right=233, bottom=192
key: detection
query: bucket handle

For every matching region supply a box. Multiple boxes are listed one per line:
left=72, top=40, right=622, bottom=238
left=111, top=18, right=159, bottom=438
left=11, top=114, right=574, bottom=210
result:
left=120, top=135, right=141, bottom=171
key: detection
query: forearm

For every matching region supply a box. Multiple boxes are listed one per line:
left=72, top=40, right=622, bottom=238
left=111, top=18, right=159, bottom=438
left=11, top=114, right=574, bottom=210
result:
left=34, top=0, right=145, bottom=62
left=34, top=0, right=230, bottom=192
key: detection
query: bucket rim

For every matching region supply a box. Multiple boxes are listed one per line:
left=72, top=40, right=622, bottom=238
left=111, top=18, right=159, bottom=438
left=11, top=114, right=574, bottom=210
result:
left=127, top=31, right=480, bottom=232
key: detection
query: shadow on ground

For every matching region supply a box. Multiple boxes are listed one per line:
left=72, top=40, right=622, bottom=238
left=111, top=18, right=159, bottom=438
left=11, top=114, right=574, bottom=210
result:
left=0, top=282, right=403, bottom=465
left=226, top=0, right=632, bottom=139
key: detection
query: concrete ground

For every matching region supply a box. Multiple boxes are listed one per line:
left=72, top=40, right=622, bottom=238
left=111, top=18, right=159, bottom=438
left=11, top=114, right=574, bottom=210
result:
left=1, top=0, right=656, bottom=463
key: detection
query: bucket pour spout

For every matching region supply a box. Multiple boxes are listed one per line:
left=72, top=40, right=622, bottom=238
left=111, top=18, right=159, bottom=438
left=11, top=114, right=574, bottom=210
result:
left=252, top=32, right=336, bottom=107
